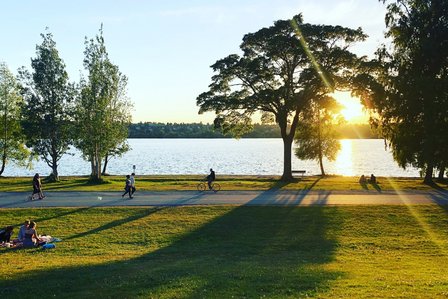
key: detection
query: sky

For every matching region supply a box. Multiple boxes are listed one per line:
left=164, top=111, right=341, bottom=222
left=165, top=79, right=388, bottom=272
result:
left=1, top=0, right=387, bottom=124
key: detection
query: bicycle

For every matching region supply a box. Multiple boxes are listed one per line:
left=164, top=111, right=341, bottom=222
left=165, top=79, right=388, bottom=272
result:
left=197, top=181, right=221, bottom=192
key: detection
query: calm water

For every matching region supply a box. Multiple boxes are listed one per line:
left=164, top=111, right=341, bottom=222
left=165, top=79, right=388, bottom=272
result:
left=3, top=139, right=420, bottom=177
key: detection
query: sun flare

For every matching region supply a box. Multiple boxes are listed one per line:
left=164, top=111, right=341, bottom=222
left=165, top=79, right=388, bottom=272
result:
left=332, top=91, right=368, bottom=123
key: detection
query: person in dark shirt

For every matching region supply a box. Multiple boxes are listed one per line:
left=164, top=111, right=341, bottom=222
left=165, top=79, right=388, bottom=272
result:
left=0, top=226, right=14, bottom=243
left=207, top=168, right=216, bottom=190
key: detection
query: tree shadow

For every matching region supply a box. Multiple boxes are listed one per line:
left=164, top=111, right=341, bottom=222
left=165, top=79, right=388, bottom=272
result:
left=0, top=185, right=342, bottom=297
left=424, top=180, right=448, bottom=192
left=64, top=207, right=164, bottom=241
left=301, top=176, right=322, bottom=191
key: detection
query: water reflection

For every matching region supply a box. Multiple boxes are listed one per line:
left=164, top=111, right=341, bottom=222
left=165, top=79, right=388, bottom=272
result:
left=334, top=139, right=354, bottom=176
left=4, top=139, right=420, bottom=177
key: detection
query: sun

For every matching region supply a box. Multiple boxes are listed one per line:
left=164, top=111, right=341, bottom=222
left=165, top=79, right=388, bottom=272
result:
left=331, top=91, right=368, bottom=123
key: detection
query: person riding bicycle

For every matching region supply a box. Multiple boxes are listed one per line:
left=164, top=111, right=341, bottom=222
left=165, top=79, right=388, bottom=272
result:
left=207, top=168, right=216, bottom=190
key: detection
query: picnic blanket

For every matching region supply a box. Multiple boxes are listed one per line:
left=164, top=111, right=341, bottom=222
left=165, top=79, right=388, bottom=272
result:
left=0, top=235, right=62, bottom=249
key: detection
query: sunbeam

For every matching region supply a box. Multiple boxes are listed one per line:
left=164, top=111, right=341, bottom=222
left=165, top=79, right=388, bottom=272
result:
left=386, top=177, right=448, bottom=255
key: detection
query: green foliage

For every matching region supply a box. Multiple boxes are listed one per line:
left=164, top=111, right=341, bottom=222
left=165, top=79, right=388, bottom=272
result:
left=128, top=122, right=376, bottom=139
left=355, top=0, right=448, bottom=183
left=128, top=122, right=281, bottom=138
left=0, top=62, right=31, bottom=175
left=295, top=97, right=343, bottom=175
left=75, top=26, right=132, bottom=180
left=18, top=31, right=75, bottom=181
left=197, top=14, right=366, bottom=180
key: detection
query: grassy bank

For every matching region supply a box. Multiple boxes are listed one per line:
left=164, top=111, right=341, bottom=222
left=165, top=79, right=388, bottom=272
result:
left=0, top=175, right=447, bottom=192
left=1, top=205, right=448, bottom=298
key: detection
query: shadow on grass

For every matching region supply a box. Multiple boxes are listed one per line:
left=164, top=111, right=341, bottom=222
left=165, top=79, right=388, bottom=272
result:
left=424, top=180, right=448, bottom=192
left=0, top=185, right=342, bottom=298
left=65, top=207, right=164, bottom=241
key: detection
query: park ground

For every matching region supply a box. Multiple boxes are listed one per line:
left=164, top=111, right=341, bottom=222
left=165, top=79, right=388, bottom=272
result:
left=1, top=174, right=448, bottom=192
left=1, top=176, right=448, bottom=298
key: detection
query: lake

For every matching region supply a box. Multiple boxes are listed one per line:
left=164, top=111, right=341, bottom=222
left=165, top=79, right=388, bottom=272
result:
left=3, top=139, right=420, bottom=177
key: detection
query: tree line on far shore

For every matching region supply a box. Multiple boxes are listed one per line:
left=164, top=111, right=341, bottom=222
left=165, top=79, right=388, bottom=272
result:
left=128, top=122, right=378, bottom=139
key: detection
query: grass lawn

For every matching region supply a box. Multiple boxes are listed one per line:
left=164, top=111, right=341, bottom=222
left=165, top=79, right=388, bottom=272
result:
left=1, top=205, right=448, bottom=298
left=0, top=175, right=447, bottom=192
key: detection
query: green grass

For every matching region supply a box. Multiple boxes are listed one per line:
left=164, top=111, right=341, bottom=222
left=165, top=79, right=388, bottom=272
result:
left=0, top=175, right=447, bottom=192
left=1, top=205, right=448, bottom=298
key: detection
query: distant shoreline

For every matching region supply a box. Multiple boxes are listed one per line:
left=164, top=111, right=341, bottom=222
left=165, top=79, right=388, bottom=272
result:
left=128, top=123, right=379, bottom=139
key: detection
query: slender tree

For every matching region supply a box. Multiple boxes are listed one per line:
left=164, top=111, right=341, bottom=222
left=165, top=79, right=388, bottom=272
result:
left=102, top=143, right=130, bottom=175
left=75, top=26, right=132, bottom=181
left=294, top=97, right=343, bottom=176
left=19, top=31, right=75, bottom=181
left=0, top=63, right=30, bottom=175
left=197, top=14, right=365, bottom=180
left=354, top=0, right=448, bottom=184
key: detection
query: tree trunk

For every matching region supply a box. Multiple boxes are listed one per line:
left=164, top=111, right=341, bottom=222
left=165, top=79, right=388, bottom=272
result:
left=51, top=157, right=59, bottom=181
left=438, top=165, right=445, bottom=180
left=102, top=154, right=109, bottom=176
left=90, top=145, right=102, bottom=181
left=319, top=154, right=325, bottom=176
left=0, top=152, right=5, bottom=176
left=51, top=164, right=59, bottom=181
left=317, top=110, right=325, bottom=176
left=281, top=137, right=293, bottom=181
left=423, top=163, right=434, bottom=184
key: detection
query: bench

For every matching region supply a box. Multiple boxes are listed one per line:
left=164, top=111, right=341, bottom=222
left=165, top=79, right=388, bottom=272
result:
left=292, top=170, right=306, bottom=177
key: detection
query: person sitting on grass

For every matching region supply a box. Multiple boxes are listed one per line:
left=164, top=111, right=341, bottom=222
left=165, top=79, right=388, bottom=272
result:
left=17, top=220, right=30, bottom=242
left=369, top=174, right=377, bottom=184
left=23, top=221, right=42, bottom=248
left=0, top=226, right=14, bottom=243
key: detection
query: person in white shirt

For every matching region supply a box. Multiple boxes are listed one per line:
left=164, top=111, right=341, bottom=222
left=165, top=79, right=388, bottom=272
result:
left=130, top=173, right=136, bottom=196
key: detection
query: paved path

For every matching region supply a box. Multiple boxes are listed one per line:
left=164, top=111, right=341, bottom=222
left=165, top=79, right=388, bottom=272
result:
left=1, top=190, right=448, bottom=208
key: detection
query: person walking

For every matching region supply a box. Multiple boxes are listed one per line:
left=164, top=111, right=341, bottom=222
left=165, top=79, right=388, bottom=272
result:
left=130, top=173, right=136, bottom=196
left=122, top=175, right=133, bottom=199
left=32, top=173, right=45, bottom=200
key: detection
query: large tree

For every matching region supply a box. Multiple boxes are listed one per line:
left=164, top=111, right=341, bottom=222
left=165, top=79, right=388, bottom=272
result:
left=294, top=96, right=343, bottom=176
left=75, top=27, right=132, bottom=181
left=0, top=63, right=30, bottom=175
left=354, top=0, right=448, bottom=183
left=19, top=31, right=75, bottom=181
left=197, top=14, right=365, bottom=180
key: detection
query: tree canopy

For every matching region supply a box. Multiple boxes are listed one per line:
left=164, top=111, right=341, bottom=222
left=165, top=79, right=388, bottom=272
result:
left=197, top=14, right=366, bottom=180
left=354, top=0, right=448, bottom=183
left=294, top=97, right=343, bottom=176
left=75, top=26, right=132, bottom=181
left=19, top=31, right=75, bottom=181
left=0, top=62, right=30, bottom=175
